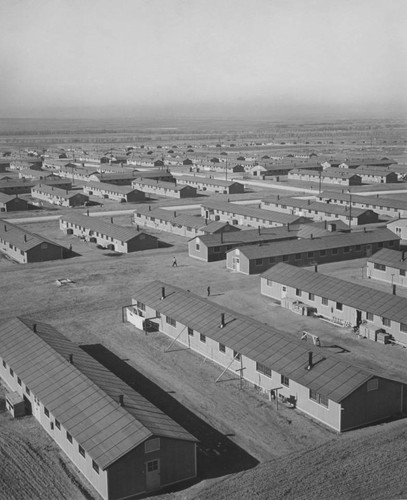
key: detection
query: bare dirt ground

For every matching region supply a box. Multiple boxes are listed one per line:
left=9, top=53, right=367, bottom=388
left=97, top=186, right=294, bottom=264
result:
left=0, top=385, right=98, bottom=500
left=2, top=218, right=407, bottom=499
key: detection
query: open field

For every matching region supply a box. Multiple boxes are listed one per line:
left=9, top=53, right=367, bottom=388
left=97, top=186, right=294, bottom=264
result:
left=1, top=119, right=407, bottom=499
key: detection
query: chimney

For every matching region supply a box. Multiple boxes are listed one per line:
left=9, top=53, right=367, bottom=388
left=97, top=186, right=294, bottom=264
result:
left=258, top=226, right=261, bottom=235
left=402, top=251, right=405, bottom=262
left=314, top=264, right=318, bottom=272
left=161, top=287, right=165, bottom=300
left=393, top=284, right=396, bottom=295
left=310, top=233, right=313, bottom=239
left=4, top=224, right=7, bottom=232
left=119, top=395, right=124, bottom=407
left=307, top=199, right=310, bottom=205
left=33, top=323, right=37, bottom=333
left=69, top=354, right=73, bottom=364
left=24, top=234, right=27, bottom=242
left=174, top=211, right=176, bottom=218
left=277, top=194, right=280, bottom=200
left=149, top=205, right=151, bottom=211
left=364, top=227, right=366, bottom=233
left=111, top=217, right=113, bottom=224
left=87, top=209, right=89, bottom=216
left=220, top=230, right=224, bottom=243
left=307, top=352, right=313, bottom=370
left=287, top=223, right=290, bottom=232
left=220, top=313, right=225, bottom=328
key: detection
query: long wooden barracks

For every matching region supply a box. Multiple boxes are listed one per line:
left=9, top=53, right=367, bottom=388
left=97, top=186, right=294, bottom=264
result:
left=125, top=281, right=407, bottom=432
left=0, top=319, right=197, bottom=500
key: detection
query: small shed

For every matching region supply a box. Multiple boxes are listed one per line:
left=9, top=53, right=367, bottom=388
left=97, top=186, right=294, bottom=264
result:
left=6, top=391, right=26, bottom=418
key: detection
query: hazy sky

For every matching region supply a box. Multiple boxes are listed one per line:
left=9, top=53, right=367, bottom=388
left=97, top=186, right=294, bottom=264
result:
left=0, top=0, right=406, bottom=118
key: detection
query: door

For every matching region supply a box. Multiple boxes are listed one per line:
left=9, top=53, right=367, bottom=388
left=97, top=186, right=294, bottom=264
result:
left=356, top=310, right=362, bottom=326
left=232, top=257, right=240, bottom=271
left=145, top=459, right=160, bottom=491
left=23, top=395, right=32, bottom=415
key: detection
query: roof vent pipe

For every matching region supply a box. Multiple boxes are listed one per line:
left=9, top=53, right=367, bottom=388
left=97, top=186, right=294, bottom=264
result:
left=111, top=217, right=113, bottom=224
left=4, top=225, right=7, bottom=232
left=119, top=395, right=124, bottom=406
left=161, top=287, right=165, bottom=300
left=287, top=223, right=290, bottom=232
left=393, top=284, right=396, bottom=296
left=220, top=313, right=225, bottom=328
left=24, top=234, right=27, bottom=242
left=307, top=352, right=313, bottom=370
left=402, top=251, right=405, bottom=262
left=314, top=264, right=318, bottom=272
left=258, top=226, right=261, bottom=235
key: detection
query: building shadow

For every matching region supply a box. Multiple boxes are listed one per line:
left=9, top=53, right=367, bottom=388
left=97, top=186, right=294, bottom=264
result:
left=81, top=344, right=259, bottom=485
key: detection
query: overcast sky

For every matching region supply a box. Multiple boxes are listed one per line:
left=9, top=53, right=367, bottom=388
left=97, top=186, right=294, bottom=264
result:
left=0, top=0, right=406, bottom=119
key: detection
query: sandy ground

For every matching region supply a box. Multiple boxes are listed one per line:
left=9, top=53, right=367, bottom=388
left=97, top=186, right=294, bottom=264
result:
left=2, top=185, right=407, bottom=499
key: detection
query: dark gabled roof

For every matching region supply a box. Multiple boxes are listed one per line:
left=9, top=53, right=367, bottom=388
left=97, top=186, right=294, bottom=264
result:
left=355, top=166, right=398, bottom=176
left=368, top=248, right=407, bottom=270
left=0, top=219, right=65, bottom=252
left=60, top=214, right=155, bottom=243
left=83, top=181, right=140, bottom=195
left=191, top=227, right=298, bottom=247
left=32, top=184, right=87, bottom=199
left=262, top=196, right=378, bottom=218
left=132, top=179, right=191, bottom=191
left=262, top=263, right=407, bottom=324
left=201, top=200, right=310, bottom=225
left=0, top=178, right=71, bottom=189
left=131, top=281, right=377, bottom=403
left=91, top=172, right=140, bottom=181
left=0, top=318, right=195, bottom=470
left=291, top=169, right=360, bottom=179
left=177, top=175, right=242, bottom=188
left=235, top=228, right=399, bottom=260
left=319, top=191, right=407, bottom=211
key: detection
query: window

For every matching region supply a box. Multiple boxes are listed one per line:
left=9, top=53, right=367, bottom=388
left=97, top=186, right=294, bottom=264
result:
left=366, top=312, right=374, bottom=322
left=307, top=251, right=314, bottom=258
left=55, top=419, right=60, bottom=430
left=200, top=333, right=206, bottom=343
left=343, top=246, right=350, bottom=253
left=319, top=250, right=326, bottom=256
left=382, top=317, right=391, bottom=327
left=165, top=316, right=176, bottom=327
left=389, top=241, right=394, bottom=247
left=44, top=407, right=49, bottom=418
left=233, top=351, right=241, bottom=361
left=355, top=245, right=361, bottom=250
left=187, top=327, right=194, bottom=336
left=309, top=390, right=328, bottom=407
left=146, top=460, right=158, bottom=473
left=256, top=362, right=271, bottom=378
left=308, top=293, right=314, bottom=301
left=332, top=248, right=338, bottom=255
left=136, top=301, right=145, bottom=311
left=336, top=302, right=343, bottom=311
left=295, top=288, right=302, bottom=297
left=255, top=258, right=263, bottom=266
left=2, top=360, right=5, bottom=368
left=66, top=432, right=73, bottom=444
left=281, top=375, right=289, bottom=387
left=374, top=263, right=386, bottom=271
left=283, top=255, right=289, bottom=262
left=269, top=257, right=275, bottom=264
left=401, top=269, right=406, bottom=277
left=367, top=379, right=379, bottom=392
left=9, top=368, right=13, bottom=377
left=92, top=461, right=99, bottom=474
left=378, top=242, right=384, bottom=248
left=295, top=253, right=302, bottom=260
left=322, top=297, right=328, bottom=306
left=266, top=279, right=272, bottom=286
left=145, top=438, right=160, bottom=453
left=26, top=387, right=30, bottom=396
left=219, top=343, right=226, bottom=353
left=79, top=445, right=85, bottom=458
left=213, top=246, right=221, bottom=253
left=17, top=377, right=21, bottom=386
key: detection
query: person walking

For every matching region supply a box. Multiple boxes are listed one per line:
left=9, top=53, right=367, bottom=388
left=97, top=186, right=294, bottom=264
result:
left=207, top=286, right=211, bottom=296
left=172, top=256, right=178, bottom=267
